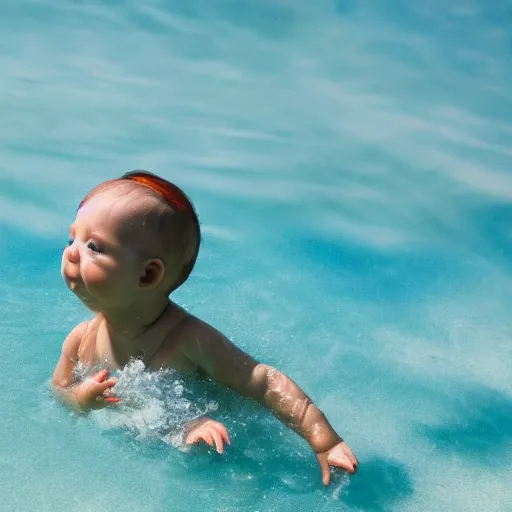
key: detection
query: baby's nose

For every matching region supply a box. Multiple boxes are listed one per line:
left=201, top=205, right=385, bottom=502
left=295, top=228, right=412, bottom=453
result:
left=66, top=242, right=80, bottom=263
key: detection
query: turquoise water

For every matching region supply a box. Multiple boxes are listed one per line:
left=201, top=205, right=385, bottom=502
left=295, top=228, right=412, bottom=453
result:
left=1, top=1, right=511, bottom=510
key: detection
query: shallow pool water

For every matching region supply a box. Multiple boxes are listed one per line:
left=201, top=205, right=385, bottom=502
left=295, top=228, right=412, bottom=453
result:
left=1, top=1, right=511, bottom=511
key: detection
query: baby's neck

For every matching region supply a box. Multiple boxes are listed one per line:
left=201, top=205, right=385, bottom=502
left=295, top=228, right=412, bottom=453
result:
left=104, top=296, right=170, bottom=339
left=101, top=295, right=171, bottom=341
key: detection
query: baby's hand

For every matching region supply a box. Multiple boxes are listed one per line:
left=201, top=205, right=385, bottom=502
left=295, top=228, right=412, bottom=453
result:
left=185, top=418, right=231, bottom=454
left=316, top=441, right=358, bottom=486
left=74, top=369, right=119, bottom=410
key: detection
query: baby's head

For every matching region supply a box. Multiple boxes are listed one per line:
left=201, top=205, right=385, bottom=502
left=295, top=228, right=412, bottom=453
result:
left=62, top=171, right=200, bottom=311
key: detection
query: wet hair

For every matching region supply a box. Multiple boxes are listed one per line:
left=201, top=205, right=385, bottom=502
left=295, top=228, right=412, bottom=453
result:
left=78, top=171, right=201, bottom=294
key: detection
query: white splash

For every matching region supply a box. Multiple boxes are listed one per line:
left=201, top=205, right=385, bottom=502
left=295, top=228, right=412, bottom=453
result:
left=90, top=360, right=217, bottom=447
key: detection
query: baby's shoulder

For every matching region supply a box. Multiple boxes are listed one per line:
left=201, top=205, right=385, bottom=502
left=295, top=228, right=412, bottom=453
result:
left=63, top=317, right=102, bottom=362
left=152, top=312, right=222, bottom=369
left=62, top=321, right=88, bottom=353
left=177, top=312, right=223, bottom=341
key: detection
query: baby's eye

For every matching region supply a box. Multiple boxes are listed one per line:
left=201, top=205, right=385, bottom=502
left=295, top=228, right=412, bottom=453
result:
left=67, top=237, right=74, bottom=247
left=87, top=241, right=103, bottom=254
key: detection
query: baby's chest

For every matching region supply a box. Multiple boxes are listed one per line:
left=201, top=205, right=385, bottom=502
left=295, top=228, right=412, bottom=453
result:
left=148, top=335, right=199, bottom=374
left=76, top=327, right=197, bottom=375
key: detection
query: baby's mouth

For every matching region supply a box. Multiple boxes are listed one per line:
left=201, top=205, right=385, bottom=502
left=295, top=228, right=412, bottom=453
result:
left=67, top=277, right=86, bottom=295
left=63, top=266, right=82, bottom=286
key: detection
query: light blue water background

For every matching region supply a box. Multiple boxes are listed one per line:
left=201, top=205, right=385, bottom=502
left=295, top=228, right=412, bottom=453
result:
left=1, top=1, right=511, bottom=511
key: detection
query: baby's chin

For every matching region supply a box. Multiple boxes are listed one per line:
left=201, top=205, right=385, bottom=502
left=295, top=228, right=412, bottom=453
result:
left=67, top=283, right=101, bottom=311
left=78, top=296, right=103, bottom=313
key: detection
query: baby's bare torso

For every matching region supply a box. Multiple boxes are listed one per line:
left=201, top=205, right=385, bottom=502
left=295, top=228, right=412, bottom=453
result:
left=75, top=303, right=201, bottom=374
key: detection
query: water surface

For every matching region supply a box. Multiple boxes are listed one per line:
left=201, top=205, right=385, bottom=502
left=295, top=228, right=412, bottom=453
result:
left=1, top=1, right=511, bottom=511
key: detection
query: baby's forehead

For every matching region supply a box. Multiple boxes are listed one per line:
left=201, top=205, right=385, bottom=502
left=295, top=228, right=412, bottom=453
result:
left=78, top=186, right=169, bottom=237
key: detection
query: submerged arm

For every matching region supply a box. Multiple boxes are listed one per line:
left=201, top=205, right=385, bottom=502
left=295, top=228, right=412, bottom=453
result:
left=243, top=363, right=343, bottom=452
left=181, top=319, right=358, bottom=482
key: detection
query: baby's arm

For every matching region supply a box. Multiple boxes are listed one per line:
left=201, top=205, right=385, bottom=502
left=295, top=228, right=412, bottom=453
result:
left=181, top=320, right=358, bottom=485
left=52, top=322, right=119, bottom=412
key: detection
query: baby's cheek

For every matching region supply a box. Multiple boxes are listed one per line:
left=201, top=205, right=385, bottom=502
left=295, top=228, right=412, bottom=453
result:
left=82, top=262, right=111, bottom=289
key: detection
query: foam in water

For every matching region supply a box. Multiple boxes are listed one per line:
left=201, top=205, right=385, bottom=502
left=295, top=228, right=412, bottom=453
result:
left=78, top=359, right=219, bottom=448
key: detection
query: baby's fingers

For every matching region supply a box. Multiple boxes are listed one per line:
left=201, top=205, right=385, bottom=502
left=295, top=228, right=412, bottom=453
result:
left=328, top=454, right=357, bottom=474
left=317, top=454, right=331, bottom=486
left=325, top=442, right=359, bottom=474
left=210, top=428, right=225, bottom=454
left=94, top=379, right=120, bottom=404
left=344, top=445, right=359, bottom=468
left=348, top=452, right=358, bottom=469
left=212, top=423, right=231, bottom=446
left=97, top=378, right=118, bottom=393
left=91, top=369, right=109, bottom=383
left=202, top=431, right=214, bottom=448
left=185, top=430, right=213, bottom=447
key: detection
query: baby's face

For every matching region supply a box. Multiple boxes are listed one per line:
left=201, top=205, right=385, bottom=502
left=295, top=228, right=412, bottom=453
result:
left=61, top=188, right=157, bottom=311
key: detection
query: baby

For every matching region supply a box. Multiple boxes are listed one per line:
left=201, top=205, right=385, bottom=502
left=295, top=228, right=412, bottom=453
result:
left=53, top=170, right=358, bottom=486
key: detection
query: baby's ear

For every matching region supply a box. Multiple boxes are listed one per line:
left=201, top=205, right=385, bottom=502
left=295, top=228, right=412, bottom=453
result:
left=140, top=259, right=165, bottom=288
